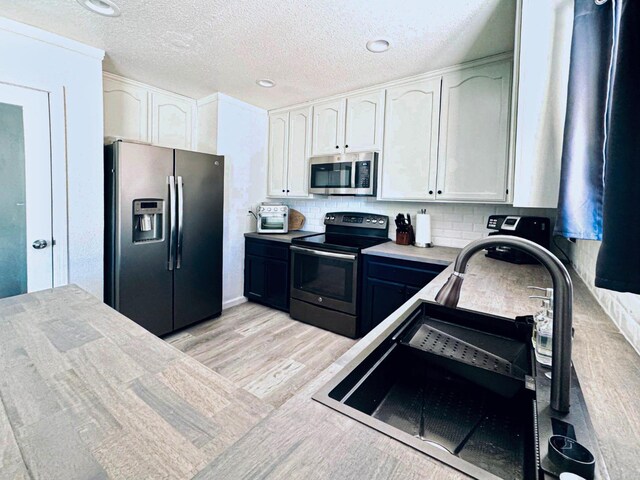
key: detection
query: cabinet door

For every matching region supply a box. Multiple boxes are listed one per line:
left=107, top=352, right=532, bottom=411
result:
left=512, top=0, right=572, bottom=208
left=267, top=112, right=289, bottom=197
left=151, top=92, right=194, bottom=150
left=312, top=98, right=346, bottom=156
left=437, top=61, right=512, bottom=202
left=103, top=76, right=149, bottom=142
left=287, top=106, right=312, bottom=197
left=244, top=254, right=266, bottom=302
left=405, top=285, right=422, bottom=300
left=380, top=78, right=441, bottom=201
left=265, top=258, right=290, bottom=311
left=362, top=277, right=407, bottom=332
left=345, top=90, right=385, bottom=152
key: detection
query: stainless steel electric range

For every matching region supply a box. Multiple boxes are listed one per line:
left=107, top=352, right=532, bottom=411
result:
left=290, top=212, right=390, bottom=338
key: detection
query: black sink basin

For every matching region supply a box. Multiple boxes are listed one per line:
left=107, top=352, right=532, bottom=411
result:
left=314, top=301, right=602, bottom=480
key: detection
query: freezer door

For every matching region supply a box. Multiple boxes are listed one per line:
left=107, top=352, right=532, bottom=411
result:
left=113, top=142, right=175, bottom=336
left=173, top=149, right=224, bottom=329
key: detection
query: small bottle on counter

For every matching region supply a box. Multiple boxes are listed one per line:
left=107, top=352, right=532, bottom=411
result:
left=535, top=307, right=554, bottom=366
left=528, top=286, right=554, bottom=366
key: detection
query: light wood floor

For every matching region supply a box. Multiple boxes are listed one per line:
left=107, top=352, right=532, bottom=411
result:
left=166, top=301, right=356, bottom=409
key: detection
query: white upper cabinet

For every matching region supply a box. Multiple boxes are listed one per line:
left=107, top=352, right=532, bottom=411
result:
left=287, top=106, right=313, bottom=197
left=103, top=73, right=197, bottom=150
left=267, top=107, right=313, bottom=198
left=312, top=99, right=346, bottom=156
left=103, top=75, right=149, bottom=142
left=436, top=61, right=512, bottom=202
left=380, top=78, right=441, bottom=201
left=345, top=90, right=385, bottom=152
left=151, top=92, right=194, bottom=150
left=267, top=112, right=289, bottom=197
left=512, top=0, right=573, bottom=208
left=268, top=54, right=514, bottom=203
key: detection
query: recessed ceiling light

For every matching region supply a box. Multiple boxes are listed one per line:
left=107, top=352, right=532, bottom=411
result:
left=366, top=39, right=390, bottom=53
left=256, top=79, right=275, bottom=88
left=76, top=0, right=121, bottom=17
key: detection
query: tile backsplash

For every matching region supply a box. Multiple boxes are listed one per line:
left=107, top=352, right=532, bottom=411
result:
left=569, top=239, right=640, bottom=354
left=281, top=197, right=556, bottom=249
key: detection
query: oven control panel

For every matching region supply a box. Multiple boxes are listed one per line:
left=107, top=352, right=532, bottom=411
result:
left=324, top=212, right=388, bottom=229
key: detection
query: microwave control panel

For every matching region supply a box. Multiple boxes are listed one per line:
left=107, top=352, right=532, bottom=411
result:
left=355, top=161, right=371, bottom=188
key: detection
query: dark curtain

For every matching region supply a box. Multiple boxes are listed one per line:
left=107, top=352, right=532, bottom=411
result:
left=595, top=0, right=640, bottom=294
left=554, top=0, right=612, bottom=240
left=556, top=0, right=640, bottom=294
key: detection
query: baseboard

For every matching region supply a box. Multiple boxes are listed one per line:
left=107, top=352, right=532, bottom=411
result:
left=223, top=296, right=247, bottom=310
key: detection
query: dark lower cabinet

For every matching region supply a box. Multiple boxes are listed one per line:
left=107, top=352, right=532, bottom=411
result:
left=361, top=254, right=447, bottom=333
left=244, top=237, right=290, bottom=311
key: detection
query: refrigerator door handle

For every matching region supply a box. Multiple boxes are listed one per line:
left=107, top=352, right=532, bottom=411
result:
left=177, top=176, right=184, bottom=269
left=168, top=175, right=176, bottom=270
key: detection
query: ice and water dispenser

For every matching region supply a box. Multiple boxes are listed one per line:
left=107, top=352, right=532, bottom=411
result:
left=132, top=199, right=164, bottom=243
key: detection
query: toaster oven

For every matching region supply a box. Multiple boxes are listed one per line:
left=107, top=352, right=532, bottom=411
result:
left=257, top=203, right=289, bottom=234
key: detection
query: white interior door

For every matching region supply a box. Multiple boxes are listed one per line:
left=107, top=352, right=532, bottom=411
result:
left=0, top=83, right=53, bottom=298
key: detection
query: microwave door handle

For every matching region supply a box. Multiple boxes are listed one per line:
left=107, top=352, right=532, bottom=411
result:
left=168, top=175, right=176, bottom=271
left=351, top=162, right=356, bottom=189
left=290, top=245, right=357, bottom=261
left=176, top=176, right=184, bottom=269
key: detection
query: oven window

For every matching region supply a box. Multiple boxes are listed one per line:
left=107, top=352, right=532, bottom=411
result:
left=310, top=162, right=352, bottom=188
left=260, top=216, right=285, bottom=231
left=293, top=253, right=354, bottom=302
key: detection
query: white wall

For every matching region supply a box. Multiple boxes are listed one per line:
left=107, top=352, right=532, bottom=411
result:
left=282, top=197, right=555, bottom=248
left=569, top=240, right=640, bottom=354
left=212, top=94, right=268, bottom=308
left=0, top=18, right=105, bottom=298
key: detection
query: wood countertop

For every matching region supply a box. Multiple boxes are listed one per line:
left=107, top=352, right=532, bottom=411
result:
left=1, top=254, right=639, bottom=479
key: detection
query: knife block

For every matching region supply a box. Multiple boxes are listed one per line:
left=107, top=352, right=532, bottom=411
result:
left=396, top=226, right=415, bottom=245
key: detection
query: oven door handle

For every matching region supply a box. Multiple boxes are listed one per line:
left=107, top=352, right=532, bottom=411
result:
left=290, top=245, right=357, bottom=261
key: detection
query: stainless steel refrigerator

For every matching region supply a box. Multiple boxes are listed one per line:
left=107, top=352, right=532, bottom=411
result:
left=104, top=140, right=224, bottom=336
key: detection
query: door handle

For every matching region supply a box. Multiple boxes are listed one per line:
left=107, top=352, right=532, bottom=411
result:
left=168, top=175, right=176, bottom=270
left=32, top=239, right=48, bottom=249
left=176, top=176, right=184, bottom=269
left=290, top=245, right=357, bottom=260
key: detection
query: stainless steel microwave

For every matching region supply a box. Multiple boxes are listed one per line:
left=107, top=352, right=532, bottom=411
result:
left=308, top=152, right=378, bottom=196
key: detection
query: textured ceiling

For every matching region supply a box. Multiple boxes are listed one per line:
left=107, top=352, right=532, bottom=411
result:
left=0, top=0, right=516, bottom=109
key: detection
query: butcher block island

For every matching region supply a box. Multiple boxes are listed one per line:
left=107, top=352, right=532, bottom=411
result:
left=1, top=260, right=638, bottom=479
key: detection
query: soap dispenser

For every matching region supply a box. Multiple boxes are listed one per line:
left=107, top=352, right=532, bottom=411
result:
left=528, top=286, right=554, bottom=366
left=535, top=306, right=554, bottom=366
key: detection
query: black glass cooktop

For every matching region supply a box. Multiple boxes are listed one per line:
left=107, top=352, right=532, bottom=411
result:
left=292, top=233, right=390, bottom=253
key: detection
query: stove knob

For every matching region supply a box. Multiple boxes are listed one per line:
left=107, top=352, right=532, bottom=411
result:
left=325, top=216, right=330, bottom=221
left=318, top=297, right=323, bottom=303
left=330, top=216, right=335, bottom=220
left=266, top=207, right=272, bottom=212
left=378, top=219, right=384, bottom=224
left=365, top=218, right=371, bottom=223
left=281, top=207, right=286, bottom=212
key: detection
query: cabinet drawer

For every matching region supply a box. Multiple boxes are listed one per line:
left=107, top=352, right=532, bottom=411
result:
left=245, top=238, right=290, bottom=261
left=365, top=256, right=446, bottom=287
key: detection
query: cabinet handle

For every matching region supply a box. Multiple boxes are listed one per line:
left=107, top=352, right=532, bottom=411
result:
left=429, top=190, right=434, bottom=195
left=345, top=145, right=349, bottom=148
left=437, top=190, right=442, bottom=195
left=335, top=145, right=339, bottom=149
left=282, top=189, right=285, bottom=193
